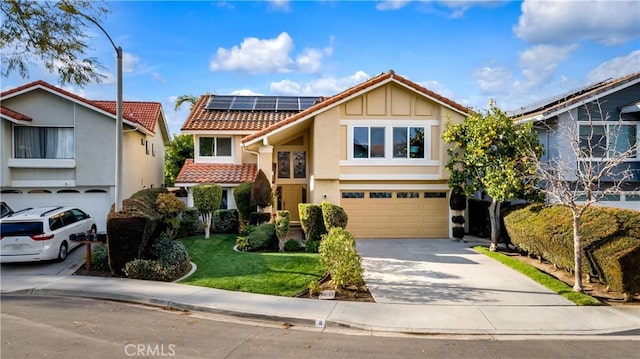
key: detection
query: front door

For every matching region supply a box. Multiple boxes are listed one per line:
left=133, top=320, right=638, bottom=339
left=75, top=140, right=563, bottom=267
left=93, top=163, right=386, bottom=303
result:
left=279, top=184, right=304, bottom=221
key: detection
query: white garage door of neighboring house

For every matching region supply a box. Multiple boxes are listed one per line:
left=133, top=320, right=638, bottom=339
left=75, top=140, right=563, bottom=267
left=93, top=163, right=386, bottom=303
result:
left=341, top=190, right=449, bottom=239
left=1, top=188, right=112, bottom=232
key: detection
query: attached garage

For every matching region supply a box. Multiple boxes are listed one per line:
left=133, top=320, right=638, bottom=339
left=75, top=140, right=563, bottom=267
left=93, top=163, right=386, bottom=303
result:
left=340, top=190, right=449, bottom=239
left=1, top=188, right=112, bottom=232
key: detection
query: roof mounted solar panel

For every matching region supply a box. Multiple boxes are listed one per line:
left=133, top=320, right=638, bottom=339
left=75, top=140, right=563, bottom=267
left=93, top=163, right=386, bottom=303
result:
left=254, top=96, right=278, bottom=110
left=299, top=97, right=319, bottom=110
left=276, top=97, right=300, bottom=111
left=205, top=96, right=234, bottom=110
left=230, top=96, right=256, bottom=110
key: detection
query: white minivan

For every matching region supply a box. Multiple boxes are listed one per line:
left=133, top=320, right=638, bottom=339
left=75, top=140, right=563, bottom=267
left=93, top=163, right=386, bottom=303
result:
left=0, top=206, right=96, bottom=263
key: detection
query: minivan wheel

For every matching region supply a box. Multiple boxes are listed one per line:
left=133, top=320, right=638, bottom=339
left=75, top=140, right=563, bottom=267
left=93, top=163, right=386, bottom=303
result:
left=57, top=241, right=68, bottom=262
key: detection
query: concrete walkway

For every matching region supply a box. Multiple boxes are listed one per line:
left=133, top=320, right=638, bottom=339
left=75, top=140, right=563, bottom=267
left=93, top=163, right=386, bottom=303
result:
left=1, top=238, right=638, bottom=336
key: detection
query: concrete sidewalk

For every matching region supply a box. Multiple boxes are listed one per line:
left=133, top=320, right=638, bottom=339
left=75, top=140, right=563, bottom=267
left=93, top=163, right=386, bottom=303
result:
left=2, top=274, right=639, bottom=336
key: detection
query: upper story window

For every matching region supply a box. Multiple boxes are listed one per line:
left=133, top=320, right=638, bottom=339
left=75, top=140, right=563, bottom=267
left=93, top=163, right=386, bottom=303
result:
left=199, top=137, right=232, bottom=157
left=351, top=125, right=426, bottom=160
left=579, top=122, right=638, bottom=160
left=14, top=126, right=74, bottom=159
left=393, top=127, right=424, bottom=159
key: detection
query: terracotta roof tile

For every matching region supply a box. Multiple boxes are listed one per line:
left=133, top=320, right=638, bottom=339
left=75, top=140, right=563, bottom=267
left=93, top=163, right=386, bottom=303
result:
left=181, top=95, right=298, bottom=131
left=93, top=100, right=161, bottom=133
left=0, top=106, right=32, bottom=121
left=242, top=69, right=469, bottom=143
left=175, top=159, right=256, bottom=184
left=0, top=80, right=161, bottom=132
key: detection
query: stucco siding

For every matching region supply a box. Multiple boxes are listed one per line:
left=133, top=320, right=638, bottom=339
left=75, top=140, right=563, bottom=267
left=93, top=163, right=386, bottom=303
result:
left=312, top=108, right=341, bottom=179
left=75, top=105, right=116, bottom=186
left=0, top=120, right=11, bottom=186
left=3, top=90, right=75, bottom=126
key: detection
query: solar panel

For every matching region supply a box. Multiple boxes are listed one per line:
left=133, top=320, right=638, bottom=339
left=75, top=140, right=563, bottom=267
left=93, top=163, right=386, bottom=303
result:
left=299, top=97, right=319, bottom=110
left=277, top=97, right=300, bottom=111
left=230, top=96, right=256, bottom=110
left=205, top=96, right=234, bottom=110
left=254, top=96, right=278, bottom=110
left=205, top=95, right=322, bottom=112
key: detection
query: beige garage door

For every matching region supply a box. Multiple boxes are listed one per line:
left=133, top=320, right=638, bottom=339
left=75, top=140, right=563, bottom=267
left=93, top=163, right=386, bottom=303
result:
left=341, top=190, right=449, bottom=239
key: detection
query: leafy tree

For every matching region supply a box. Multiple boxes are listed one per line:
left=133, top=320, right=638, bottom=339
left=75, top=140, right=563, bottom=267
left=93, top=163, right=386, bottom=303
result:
left=521, top=102, right=636, bottom=292
left=156, top=192, right=186, bottom=238
left=251, top=169, right=272, bottom=210
left=442, top=101, right=542, bottom=251
left=174, top=94, right=198, bottom=111
left=164, top=133, right=194, bottom=186
left=1, top=0, right=109, bottom=86
left=192, top=185, right=222, bottom=239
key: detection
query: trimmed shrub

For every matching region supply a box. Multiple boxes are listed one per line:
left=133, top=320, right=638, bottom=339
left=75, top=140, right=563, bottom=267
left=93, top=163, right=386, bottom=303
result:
left=284, top=239, right=302, bottom=252
left=177, top=208, right=200, bottom=238
left=235, top=236, right=250, bottom=251
left=106, top=188, right=165, bottom=275
left=504, top=204, right=640, bottom=294
left=449, top=187, right=467, bottom=210
left=452, top=215, right=465, bottom=225
left=305, top=239, right=320, bottom=253
left=234, top=181, right=254, bottom=223
left=246, top=223, right=277, bottom=251
left=156, top=192, right=186, bottom=237
left=212, top=209, right=240, bottom=234
left=239, top=224, right=256, bottom=237
left=321, top=201, right=348, bottom=230
left=452, top=227, right=465, bottom=239
left=123, top=234, right=190, bottom=282
left=298, top=203, right=327, bottom=242
left=251, top=169, right=272, bottom=208
left=319, top=227, right=365, bottom=289
left=249, top=212, right=271, bottom=225
left=275, top=210, right=291, bottom=252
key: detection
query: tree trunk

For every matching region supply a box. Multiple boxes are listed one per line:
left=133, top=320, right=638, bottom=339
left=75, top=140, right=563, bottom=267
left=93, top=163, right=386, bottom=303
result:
left=572, top=212, right=583, bottom=292
left=203, top=212, right=212, bottom=239
left=489, top=200, right=501, bottom=251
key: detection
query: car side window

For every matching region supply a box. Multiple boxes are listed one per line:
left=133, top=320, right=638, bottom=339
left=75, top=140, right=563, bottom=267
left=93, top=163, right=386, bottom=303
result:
left=71, top=209, right=89, bottom=221
left=49, top=213, right=64, bottom=231
left=62, top=210, right=77, bottom=226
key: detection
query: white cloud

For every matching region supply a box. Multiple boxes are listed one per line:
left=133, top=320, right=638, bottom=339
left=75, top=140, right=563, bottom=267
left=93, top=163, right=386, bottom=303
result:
left=268, top=0, right=290, bottom=11
left=472, top=66, right=513, bottom=95
left=587, top=50, right=640, bottom=83
left=518, top=44, right=578, bottom=87
left=270, top=71, right=371, bottom=96
left=376, top=0, right=411, bottom=11
left=210, top=32, right=331, bottom=74
left=151, top=72, right=166, bottom=83
left=122, top=52, right=139, bottom=73
left=417, top=80, right=454, bottom=99
left=230, top=89, right=263, bottom=96
left=514, top=0, right=640, bottom=45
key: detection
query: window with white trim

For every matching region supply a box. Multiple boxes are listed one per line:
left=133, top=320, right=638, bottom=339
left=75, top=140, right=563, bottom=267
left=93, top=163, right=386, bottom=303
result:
left=393, top=127, right=425, bottom=158
left=199, top=137, right=232, bottom=157
left=354, top=126, right=385, bottom=158
left=579, top=122, right=638, bottom=159
left=350, top=125, right=428, bottom=160
left=14, top=126, right=74, bottom=159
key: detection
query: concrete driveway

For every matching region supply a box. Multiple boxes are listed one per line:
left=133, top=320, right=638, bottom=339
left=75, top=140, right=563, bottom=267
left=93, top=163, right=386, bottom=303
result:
left=356, top=238, right=574, bottom=306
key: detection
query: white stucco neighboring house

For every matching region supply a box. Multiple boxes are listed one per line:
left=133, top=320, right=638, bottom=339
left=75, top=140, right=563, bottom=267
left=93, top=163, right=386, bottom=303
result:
left=1, top=80, right=171, bottom=230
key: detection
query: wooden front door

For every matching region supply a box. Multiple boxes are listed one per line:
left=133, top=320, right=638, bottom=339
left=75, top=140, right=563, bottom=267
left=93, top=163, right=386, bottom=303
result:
left=279, top=184, right=304, bottom=221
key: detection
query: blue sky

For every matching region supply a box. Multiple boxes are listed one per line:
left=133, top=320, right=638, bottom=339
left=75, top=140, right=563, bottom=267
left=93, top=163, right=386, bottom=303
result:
left=3, top=1, right=639, bottom=136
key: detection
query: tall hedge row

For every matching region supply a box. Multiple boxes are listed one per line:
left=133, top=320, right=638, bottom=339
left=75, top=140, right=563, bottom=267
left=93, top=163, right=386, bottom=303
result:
left=504, top=204, right=640, bottom=294
left=298, top=203, right=327, bottom=242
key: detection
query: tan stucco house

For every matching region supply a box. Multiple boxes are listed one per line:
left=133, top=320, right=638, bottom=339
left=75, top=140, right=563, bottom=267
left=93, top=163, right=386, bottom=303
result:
left=1, top=80, right=171, bottom=231
left=177, top=70, right=468, bottom=238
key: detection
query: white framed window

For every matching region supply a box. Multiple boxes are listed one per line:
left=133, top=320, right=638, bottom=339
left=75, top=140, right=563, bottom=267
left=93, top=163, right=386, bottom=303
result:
left=353, top=126, right=385, bottom=158
left=199, top=137, right=232, bottom=157
left=14, top=126, right=74, bottom=159
left=578, top=122, right=638, bottom=160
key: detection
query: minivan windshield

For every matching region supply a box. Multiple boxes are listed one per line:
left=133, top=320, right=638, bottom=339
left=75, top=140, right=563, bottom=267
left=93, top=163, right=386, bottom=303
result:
left=1, top=222, right=44, bottom=236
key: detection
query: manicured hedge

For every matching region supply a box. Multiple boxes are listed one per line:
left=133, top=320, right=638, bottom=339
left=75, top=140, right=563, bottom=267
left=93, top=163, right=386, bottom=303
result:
left=212, top=209, right=239, bottom=234
left=106, top=188, right=166, bottom=275
left=298, top=203, right=327, bottom=242
left=321, top=201, right=348, bottom=230
left=504, top=204, right=640, bottom=294
left=233, top=181, right=253, bottom=223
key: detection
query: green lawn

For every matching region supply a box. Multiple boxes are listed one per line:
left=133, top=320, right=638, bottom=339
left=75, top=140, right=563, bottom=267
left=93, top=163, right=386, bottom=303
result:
left=474, top=246, right=601, bottom=306
left=180, top=234, right=325, bottom=297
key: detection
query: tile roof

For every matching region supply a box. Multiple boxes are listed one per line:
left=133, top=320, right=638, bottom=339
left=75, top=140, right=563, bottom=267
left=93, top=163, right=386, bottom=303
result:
left=242, top=69, right=469, bottom=144
left=513, top=71, right=640, bottom=120
left=181, top=95, right=298, bottom=131
left=0, top=106, right=32, bottom=121
left=0, top=80, right=160, bottom=133
left=93, top=100, right=161, bottom=133
left=175, top=159, right=257, bottom=184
